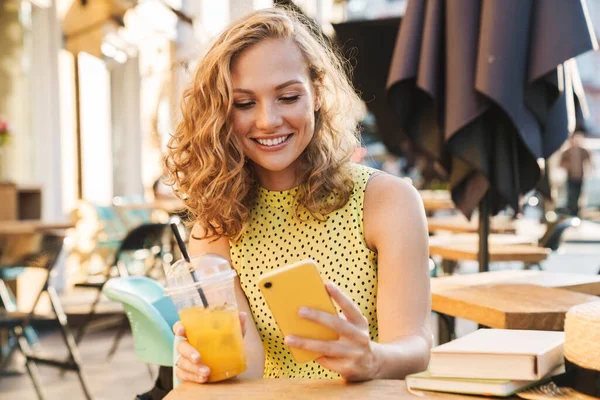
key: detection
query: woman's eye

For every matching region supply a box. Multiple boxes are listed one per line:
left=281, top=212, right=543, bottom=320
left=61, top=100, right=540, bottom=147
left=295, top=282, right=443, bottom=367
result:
left=234, top=102, right=255, bottom=109
left=280, top=95, right=300, bottom=103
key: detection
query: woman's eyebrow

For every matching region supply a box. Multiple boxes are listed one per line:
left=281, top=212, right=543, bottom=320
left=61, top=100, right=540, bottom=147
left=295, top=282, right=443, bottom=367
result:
left=275, top=79, right=302, bottom=90
left=233, top=79, right=303, bottom=94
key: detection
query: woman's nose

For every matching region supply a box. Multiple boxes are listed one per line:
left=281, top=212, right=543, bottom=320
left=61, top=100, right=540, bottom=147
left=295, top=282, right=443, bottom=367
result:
left=255, top=103, right=283, bottom=131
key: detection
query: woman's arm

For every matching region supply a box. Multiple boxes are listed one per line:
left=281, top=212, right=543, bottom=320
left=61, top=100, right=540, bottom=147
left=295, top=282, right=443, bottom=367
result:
left=363, top=173, right=432, bottom=379
left=174, top=224, right=265, bottom=382
left=284, top=174, right=432, bottom=381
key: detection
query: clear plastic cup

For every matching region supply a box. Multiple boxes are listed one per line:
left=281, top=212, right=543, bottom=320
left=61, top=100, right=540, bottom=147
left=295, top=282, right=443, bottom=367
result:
left=165, top=254, right=247, bottom=382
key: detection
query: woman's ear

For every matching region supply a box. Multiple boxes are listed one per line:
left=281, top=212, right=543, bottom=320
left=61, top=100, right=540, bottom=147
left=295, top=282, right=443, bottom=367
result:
left=312, top=86, right=321, bottom=112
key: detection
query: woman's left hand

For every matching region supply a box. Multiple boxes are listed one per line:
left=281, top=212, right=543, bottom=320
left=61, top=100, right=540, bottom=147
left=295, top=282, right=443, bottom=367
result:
left=284, top=282, right=379, bottom=381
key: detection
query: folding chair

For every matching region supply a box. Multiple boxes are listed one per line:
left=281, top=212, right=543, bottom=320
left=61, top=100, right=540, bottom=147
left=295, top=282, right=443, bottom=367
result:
left=74, top=222, right=171, bottom=346
left=525, top=216, right=579, bottom=270
left=0, top=234, right=93, bottom=400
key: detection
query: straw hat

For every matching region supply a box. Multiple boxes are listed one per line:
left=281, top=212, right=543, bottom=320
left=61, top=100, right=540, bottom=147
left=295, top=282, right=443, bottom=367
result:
left=518, top=301, right=600, bottom=399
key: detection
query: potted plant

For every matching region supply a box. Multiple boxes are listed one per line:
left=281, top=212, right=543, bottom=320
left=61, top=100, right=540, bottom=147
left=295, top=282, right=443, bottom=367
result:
left=0, top=116, right=11, bottom=179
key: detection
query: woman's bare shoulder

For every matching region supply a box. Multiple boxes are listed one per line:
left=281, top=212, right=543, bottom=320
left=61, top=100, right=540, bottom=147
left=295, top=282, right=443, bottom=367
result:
left=189, top=224, right=232, bottom=259
left=363, top=173, right=426, bottom=250
left=364, top=173, right=423, bottom=211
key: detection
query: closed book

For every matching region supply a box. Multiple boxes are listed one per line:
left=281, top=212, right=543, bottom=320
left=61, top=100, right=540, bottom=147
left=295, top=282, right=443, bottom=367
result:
left=406, top=366, right=564, bottom=397
left=429, top=329, right=564, bottom=381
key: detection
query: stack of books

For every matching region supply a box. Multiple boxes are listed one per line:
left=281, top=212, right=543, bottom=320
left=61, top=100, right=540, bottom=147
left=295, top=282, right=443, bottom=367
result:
left=407, top=329, right=565, bottom=397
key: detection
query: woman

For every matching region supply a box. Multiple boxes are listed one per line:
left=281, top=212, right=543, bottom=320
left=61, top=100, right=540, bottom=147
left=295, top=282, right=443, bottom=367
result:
left=165, top=7, right=431, bottom=383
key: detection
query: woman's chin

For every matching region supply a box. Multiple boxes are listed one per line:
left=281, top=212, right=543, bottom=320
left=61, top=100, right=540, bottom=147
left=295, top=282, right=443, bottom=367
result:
left=250, top=157, right=299, bottom=174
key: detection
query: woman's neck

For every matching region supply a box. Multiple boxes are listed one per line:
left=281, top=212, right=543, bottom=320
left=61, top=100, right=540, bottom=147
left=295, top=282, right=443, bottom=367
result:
left=252, top=163, right=301, bottom=191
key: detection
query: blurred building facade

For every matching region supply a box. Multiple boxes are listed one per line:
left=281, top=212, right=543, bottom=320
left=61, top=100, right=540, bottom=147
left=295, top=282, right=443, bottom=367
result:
left=1, top=0, right=599, bottom=219
left=0, top=0, right=344, bottom=220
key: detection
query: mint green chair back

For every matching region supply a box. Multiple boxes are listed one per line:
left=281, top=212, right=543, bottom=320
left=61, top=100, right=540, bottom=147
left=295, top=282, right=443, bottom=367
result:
left=429, top=258, right=440, bottom=277
left=103, top=277, right=179, bottom=366
left=95, top=205, right=127, bottom=249
left=112, top=195, right=153, bottom=229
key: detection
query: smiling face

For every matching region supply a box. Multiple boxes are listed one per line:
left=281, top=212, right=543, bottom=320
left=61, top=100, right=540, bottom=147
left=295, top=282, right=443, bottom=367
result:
left=230, top=38, right=318, bottom=190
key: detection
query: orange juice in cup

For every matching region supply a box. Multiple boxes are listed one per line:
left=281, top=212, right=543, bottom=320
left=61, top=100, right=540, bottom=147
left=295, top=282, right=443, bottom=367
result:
left=178, top=304, right=246, bottom=382
left=166, top=254, right=247, bottom=382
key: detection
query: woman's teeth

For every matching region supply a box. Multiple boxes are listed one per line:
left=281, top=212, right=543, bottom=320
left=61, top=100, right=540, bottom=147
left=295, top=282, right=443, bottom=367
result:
left=255, top=135, right=289, bottom=147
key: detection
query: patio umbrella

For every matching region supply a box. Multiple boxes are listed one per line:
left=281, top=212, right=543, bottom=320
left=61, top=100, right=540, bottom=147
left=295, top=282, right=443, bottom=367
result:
left=387, top=0, right=597, bottom=271
left=332, top=18, right=405, bottom=155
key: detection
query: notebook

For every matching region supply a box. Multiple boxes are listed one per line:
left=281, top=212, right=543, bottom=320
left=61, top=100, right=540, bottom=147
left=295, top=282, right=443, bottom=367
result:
left=429, top=329, right=565, bottom=381
left=406, top=366, right=564, bottom=397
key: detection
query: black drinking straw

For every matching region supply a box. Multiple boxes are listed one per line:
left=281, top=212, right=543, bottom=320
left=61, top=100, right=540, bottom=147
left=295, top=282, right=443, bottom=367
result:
left=170, top=223, right=209, bottom=308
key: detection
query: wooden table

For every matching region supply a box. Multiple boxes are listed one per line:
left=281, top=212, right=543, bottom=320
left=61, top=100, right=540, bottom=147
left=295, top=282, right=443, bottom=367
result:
left=431, top=270, right=600, bottom=343
left=431, top=270, right=600, bottom=295
left=0, top=220, right=74, bottom=265
left=115, top=198, right=185, bottom=214
left=0, top=220, right=75, bottom=236
left=429, top=233, right=536, bottom=247
left=429, top=234, right=548, bottom=274
left=420, top=190, right=455, bottom=214
left=429, top=242, right=549, bottom=268
left=165, top=379, right=517, bottom=399
left=428, top=215, right=516, bottom=234
left=433, top=283, right=597, bottom=331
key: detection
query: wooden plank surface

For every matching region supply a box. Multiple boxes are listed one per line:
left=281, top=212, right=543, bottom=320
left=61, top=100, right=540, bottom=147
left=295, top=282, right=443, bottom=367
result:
left=432, top=283, right=598, bottom=330
left=420, top=190, right=455, bottom=212
left=0, top=220, right=75, bottom=236
left=0, top=221, right=74, bottom=265
left=165, top=379, right=517, bottom=400
left=428, top=215, right=516, bottom=234
left=114, top=198, right=185, bottom=213
left=428, top=233, right=536, bottom=247
left=429, top=243, right=550, bottom=262
left=431, top=270, right=600, bottom=295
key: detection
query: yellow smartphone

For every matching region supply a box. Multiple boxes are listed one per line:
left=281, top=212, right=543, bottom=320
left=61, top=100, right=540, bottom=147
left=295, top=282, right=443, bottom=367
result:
left=257, top=259, right=339, bottom=363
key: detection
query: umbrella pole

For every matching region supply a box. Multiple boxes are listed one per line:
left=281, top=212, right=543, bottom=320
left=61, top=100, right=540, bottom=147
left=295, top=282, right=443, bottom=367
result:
left=478, top=191, right=490, bottom=272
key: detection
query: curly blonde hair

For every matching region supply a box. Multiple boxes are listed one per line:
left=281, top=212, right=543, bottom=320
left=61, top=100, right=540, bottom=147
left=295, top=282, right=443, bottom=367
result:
left=165, top=7, right=365, bottom=241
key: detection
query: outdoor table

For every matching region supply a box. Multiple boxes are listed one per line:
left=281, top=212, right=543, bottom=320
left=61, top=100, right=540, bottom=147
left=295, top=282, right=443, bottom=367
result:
left=165, top=378, right=519, bottom=399
left=431, top=271, right=600, bottom=343
left=428, top=215, right=516, bottom=234
left=419, top=190, right=455, bottom=215
left=430, top=242, right=549, bottom=275
left=430, top=242, right=549, bottom=264
left=428, top=233, right=536, bottom=247
left=0, top=220, right=75, bottom=265
left=114, top=198, right=185, bottom=214
left=431, top=270, right=600, bottom=295
left=433, top=283, right=597, bottom=330
left=428, top=234, right=544, bottom=274
left=0, top=220, right=75, bottom=236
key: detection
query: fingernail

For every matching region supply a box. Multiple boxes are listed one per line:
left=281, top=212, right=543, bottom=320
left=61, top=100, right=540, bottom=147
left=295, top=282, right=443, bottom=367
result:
left=191, top=353, right=200, bottom=363
left=327, top=282, right=336, bottom=290
left=199, top=366, right=210, bottom=375
left=175, top=327, right=184, bottom=335
left=285, top=335, right=296, bottom=345
left=298, top=307, right=309, bottom=317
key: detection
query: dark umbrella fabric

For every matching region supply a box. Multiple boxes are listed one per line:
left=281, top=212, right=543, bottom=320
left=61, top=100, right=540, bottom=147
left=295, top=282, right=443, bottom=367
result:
left=332, top=18, right=405, bottom=155
left=387, top=0, right=597, bottom=218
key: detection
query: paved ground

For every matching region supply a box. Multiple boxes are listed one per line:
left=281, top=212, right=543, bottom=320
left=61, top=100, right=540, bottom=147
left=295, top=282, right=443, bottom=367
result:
left=1, top=326, right=154, bottom=400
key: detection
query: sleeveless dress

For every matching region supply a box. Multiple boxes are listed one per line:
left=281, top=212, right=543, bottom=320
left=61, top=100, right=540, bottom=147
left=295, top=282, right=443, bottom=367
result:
left=229, top=163, right=379, bottom=378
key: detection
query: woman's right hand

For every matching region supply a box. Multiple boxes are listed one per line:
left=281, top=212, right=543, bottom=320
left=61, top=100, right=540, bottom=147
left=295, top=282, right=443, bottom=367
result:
left=173, top=311, right=248, bottom=383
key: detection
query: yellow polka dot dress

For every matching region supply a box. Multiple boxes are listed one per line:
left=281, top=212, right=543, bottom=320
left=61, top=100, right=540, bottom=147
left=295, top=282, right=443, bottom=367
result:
left=230, top=163, right=379, bottom=379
